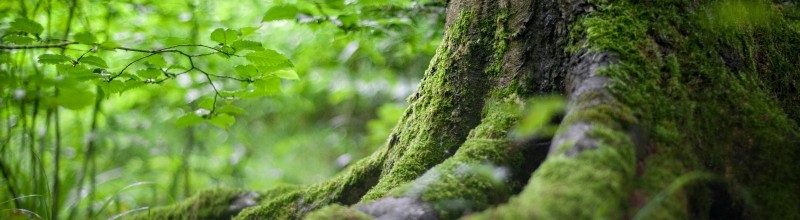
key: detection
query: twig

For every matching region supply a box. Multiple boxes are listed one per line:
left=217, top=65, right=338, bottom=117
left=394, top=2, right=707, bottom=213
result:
left=0, top=42, right=76, bottom=50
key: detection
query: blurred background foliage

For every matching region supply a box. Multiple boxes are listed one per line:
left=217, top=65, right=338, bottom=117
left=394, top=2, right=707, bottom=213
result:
left=0, top=0, right=444, bottom=219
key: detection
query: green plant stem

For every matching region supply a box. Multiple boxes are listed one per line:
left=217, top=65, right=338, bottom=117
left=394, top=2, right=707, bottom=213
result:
left=2, top=96, right=9, bottom=152
left=19, top=102, right=28, bottom=173
left=56, top=0, right=78, bottom=219
left=18, top=0, right=28, bottom=18
left=0, top=160, right=19, bottom=208
left=51, top=106, right=61, bottom=220
left=68, top=86, right=102, bottom=219
left=1, top=95, right=18, bottom=208
left=29, top=65, right=43, bottom=211
left=183, top=127, right=194, bottom=198
left=39, top=109, right=50, bottom=168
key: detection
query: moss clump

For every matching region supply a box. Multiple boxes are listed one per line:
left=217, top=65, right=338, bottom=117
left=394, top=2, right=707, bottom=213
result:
left=569, top=0, right=800, bottom=218
left=468, top=124, right=637, bottom=219
left=368, top=95, right=534, bottom=219
left=361, top=6, right=511, bottom=201
left=305, top=205, right=373, bottom=220
left=131, top=188, right=259, bottom=220
left=235, top=152, right=384, bottom=219
left=401, top=140, right=516, bottom=219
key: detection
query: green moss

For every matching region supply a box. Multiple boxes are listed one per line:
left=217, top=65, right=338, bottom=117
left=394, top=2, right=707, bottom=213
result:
left=361, top=6, right=511, bottom=201
left=131, top=188, right=258, bottom=220
left=468, top=124, right=637, bottom=219
left=235, top=152, right=384, bottom=219
left=632, top=153, right=693, bottom=219
left=409, top=139, right=516, bottom=219
left=569, top=0, right=800, bottom=218
left=305, top=205, right=373, bottom=220
left=560, top=90, right=637, bottom=128
left=371, top=95, right=526, bottom=219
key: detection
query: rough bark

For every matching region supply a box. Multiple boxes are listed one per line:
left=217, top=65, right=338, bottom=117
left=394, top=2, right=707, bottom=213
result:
left=135, top=0, right=800, bottom=219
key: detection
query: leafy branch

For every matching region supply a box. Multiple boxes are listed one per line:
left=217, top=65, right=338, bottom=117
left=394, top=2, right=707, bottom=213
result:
left=2, top=18, right=298, bottom=129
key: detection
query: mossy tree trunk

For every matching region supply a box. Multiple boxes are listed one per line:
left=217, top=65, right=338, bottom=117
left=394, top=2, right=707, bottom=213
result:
left=135, top=0, right=800, bottom=219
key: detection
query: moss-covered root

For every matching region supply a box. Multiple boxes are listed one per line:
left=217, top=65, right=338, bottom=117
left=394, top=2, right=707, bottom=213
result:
left=305, top=205, right=373, bottom=220
left=234, top=152, right=384, bottom=219
left=361, top=139, right=517, bottom=220
left=358, top=5, right=503, bottom=201
left=342, top=96, right=537, bottom=220
left=566, top=0, right=800, bottom=219
left=466, top=126, right=635, bottom=219
left=130, top=186, right=295, bottom=220
left=466, top=50, right=639, bottom=219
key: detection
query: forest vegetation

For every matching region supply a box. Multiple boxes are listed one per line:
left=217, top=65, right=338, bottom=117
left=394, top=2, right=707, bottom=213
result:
left=0, top=0, right=799, bottom=219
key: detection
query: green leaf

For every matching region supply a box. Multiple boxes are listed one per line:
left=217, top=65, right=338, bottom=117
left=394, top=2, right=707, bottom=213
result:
left=198, top=97, right=215, bottom=110
left=5, top=35, right=34, bottom=45
left=56, top=88, right=95, bottom=110
left=234, top=65, right=259, bottom=78
left=338, top=14, right=359, bottom=28
left=254, top=76, right=281, bottom=96
left=80, top=56, right=108, bottom=68
left=38, top=54, right=72, bottom=65
left=55, top=64, right=81, bottom=74
left=239, top=27, right=261, bottom=37
left=142, top=54, right=167, bottom=68
left=176, top=113, right=204, bottom=127
left=210, top=28, right=238, bottom=45
left=217, top=105, right=246, bottom=115
left=515, top=96, right=566, bottom=137
left=209, top=114, right=235, bottom=129
left=10, top=17, right=43, bottom=35
left=245, top=50, right=290, bottom=67
left=100, top=41, right=120, bottom=50
left=261, top=5, right=298, bottom=22
left=215, top=45, right=235, bottom=57
left=167, top=64, right=189, bottom=71
left=263, top=5, right=298, bottom=22
left=231, top=40, right=264, bottom=52
left=258, top=60, right=294, bottom=73
left=74, top=32, right=97, bottom=45
left=136, top=68, right=162, bottom=79
left=306, top=0, right=345, bottom=9
left=100, top=80, right=125, bottom=95
left=124, top=80, right=145, bottom=91
left=274, top=69, right=299, bottom=80
left=56, top=64, right=95, bottom=80
left=117, top=73, right=141, bottom=81
left=359, top=0, right=391, bottom=5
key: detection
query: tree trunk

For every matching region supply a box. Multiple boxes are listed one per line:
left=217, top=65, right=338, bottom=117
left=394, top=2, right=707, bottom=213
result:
left=135, top=0, right=800, bottom=219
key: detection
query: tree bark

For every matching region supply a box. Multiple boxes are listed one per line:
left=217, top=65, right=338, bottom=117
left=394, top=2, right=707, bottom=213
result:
left=135, top=0, right=800, bottom=219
